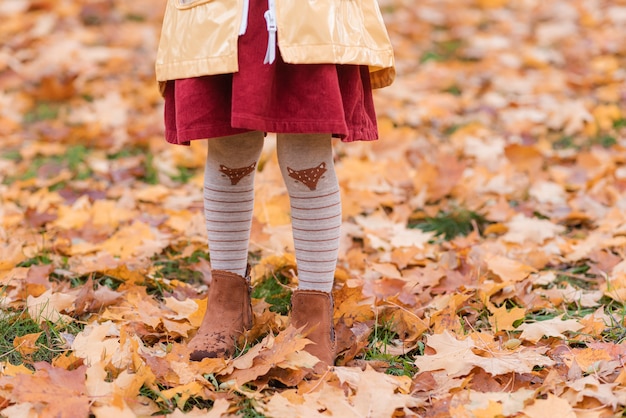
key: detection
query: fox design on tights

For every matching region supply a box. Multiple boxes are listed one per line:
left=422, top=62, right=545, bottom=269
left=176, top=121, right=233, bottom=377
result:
left=287, top=162, right=327, bottom=191
left=219, top=163, right=256, bottom=185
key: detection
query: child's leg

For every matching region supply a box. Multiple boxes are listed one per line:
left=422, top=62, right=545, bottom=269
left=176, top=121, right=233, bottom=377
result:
left=189, top=131, right=264, bottom=361
left=276, top=133, right=341, bottom=292
left=204, top=131, right=264, bottom=276
left=277, top=133, right=339, bottom=368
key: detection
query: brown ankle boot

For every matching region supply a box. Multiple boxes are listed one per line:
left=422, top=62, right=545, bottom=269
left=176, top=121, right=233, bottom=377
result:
left=290, top=290, right=336, bottom=368
left=188, top=270, right=252, bottom=361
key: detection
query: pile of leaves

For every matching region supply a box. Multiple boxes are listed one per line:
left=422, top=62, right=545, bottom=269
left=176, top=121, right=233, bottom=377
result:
left=1, top=0, right=626, bottom=416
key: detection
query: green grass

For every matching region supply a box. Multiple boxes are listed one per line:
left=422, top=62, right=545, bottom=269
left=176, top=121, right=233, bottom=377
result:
left=149, top=248, right=212, bottom=297
left=3, top=145, right=92, bottom=184
left=139, top=384, right=215, bottom=414
left=139, top=382, right=266, bottom=416
left=143, top=153, right=159, bottom=184
left=362, top=317, right=419, bottom=377
left=171, top=166, right=196, bottom=184
left=443, top=84, right=462, bottom=96
left=613, top=118, right=626, bottom=129
left=22, top=101, right=61, bottom=124
left=1, top=150, right=21, bottom=161
left=251, top=273, right=292, bottom=315
left=409, top=207, right=489, bottom=241
left=420, top=39, right=464, bottom=63
left=237, top=397, right=267, bottom=418
left=17, top=254, right=53, bottom=268
left=0, top=310, right=84, bottom=367
left=552, top=133, right=619, bottom=150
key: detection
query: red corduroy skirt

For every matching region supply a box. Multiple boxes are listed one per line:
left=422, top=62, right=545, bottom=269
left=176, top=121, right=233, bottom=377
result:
left=163, top=0, right=379, bottom=145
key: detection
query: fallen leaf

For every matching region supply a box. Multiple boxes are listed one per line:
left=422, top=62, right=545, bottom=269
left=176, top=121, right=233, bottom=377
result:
left=414, top=331, right=554, bottom=378
left=523, top=394, right=576, bottom=418
left=517, top=315, right=584, bottom=343
left=0, top=363, right=89, bottom=418
left=13, top=332, right=42, bottom=357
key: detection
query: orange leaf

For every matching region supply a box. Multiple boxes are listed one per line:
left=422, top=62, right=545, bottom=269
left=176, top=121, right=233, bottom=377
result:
left=0, top=363, right=89, bottom=418
left=13, top=332, right=42, bottom=357
left=486, top=255, right=536, bottom=282
left=223, top=326, right=315, bottom=386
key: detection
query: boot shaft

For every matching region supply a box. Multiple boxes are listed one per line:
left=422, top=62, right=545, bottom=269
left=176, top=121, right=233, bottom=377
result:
left=291, top=289, right=335, bottom=367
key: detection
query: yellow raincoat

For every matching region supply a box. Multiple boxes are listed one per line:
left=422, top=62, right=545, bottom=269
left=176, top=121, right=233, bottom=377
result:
left=155, top=0, right=395, bottom=92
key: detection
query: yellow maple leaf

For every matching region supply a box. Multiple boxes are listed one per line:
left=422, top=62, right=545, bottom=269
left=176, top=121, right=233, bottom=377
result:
left=488, top=305, right=526, bottom=331
left=160, top=381, right=207, bottom=410
left=1, top=362, right=34, bottom=377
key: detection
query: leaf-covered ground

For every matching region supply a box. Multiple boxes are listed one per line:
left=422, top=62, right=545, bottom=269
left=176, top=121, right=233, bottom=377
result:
left=1, top=0, right=626, bottom=417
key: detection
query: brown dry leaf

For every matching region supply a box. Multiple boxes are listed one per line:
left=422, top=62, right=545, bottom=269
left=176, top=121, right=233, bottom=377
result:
left=222, top=326, right=315, bottom=386
left=333, top=284, right=376, bottom=326
left=0, top=363, right=89, bottom=418
left=565, top=347, right=613, bottom=373
left=142, top=343, right=227, bottom=386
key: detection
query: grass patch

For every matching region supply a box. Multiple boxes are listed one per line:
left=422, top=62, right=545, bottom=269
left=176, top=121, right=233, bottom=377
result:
left=3, top=145, right=92, bottom=184
left=237, top=397, right=267, bottom=418
left=150, top=249, right=211, bottom=296
left=613, top=118, right=626, bottom=129
left=443, top=84, right=462, bottom=96
left=22, top=101, right=61, bottom=124
left=17, top=254, right=53, bottom=268
left=0, top=310, right=84, bottom=367
left=363, top=317, right=419, bottom=377
left=420, top=39, right=464, bottom=63
left=171, top=166, right=195, bottom=184
left=602, top=308, right=626, bottom=344
left=139, top=384, right=215, bottom=415
left=409, top=208, right=489, bottom=240
left=66, top=272, right=125, bottom=290
left=1, top=150, right=21, bottom=161
left=251, top=273, right=292, bottom=315
left=143, top=153, right=159, bottom=184
left=592, top=134, right=617, bottom=148
left=552, top=134, right=618, bottom=150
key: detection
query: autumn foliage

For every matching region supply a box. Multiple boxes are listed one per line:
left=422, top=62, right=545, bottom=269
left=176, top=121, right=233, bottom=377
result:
left=1, top=0, right=626, bottom=417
